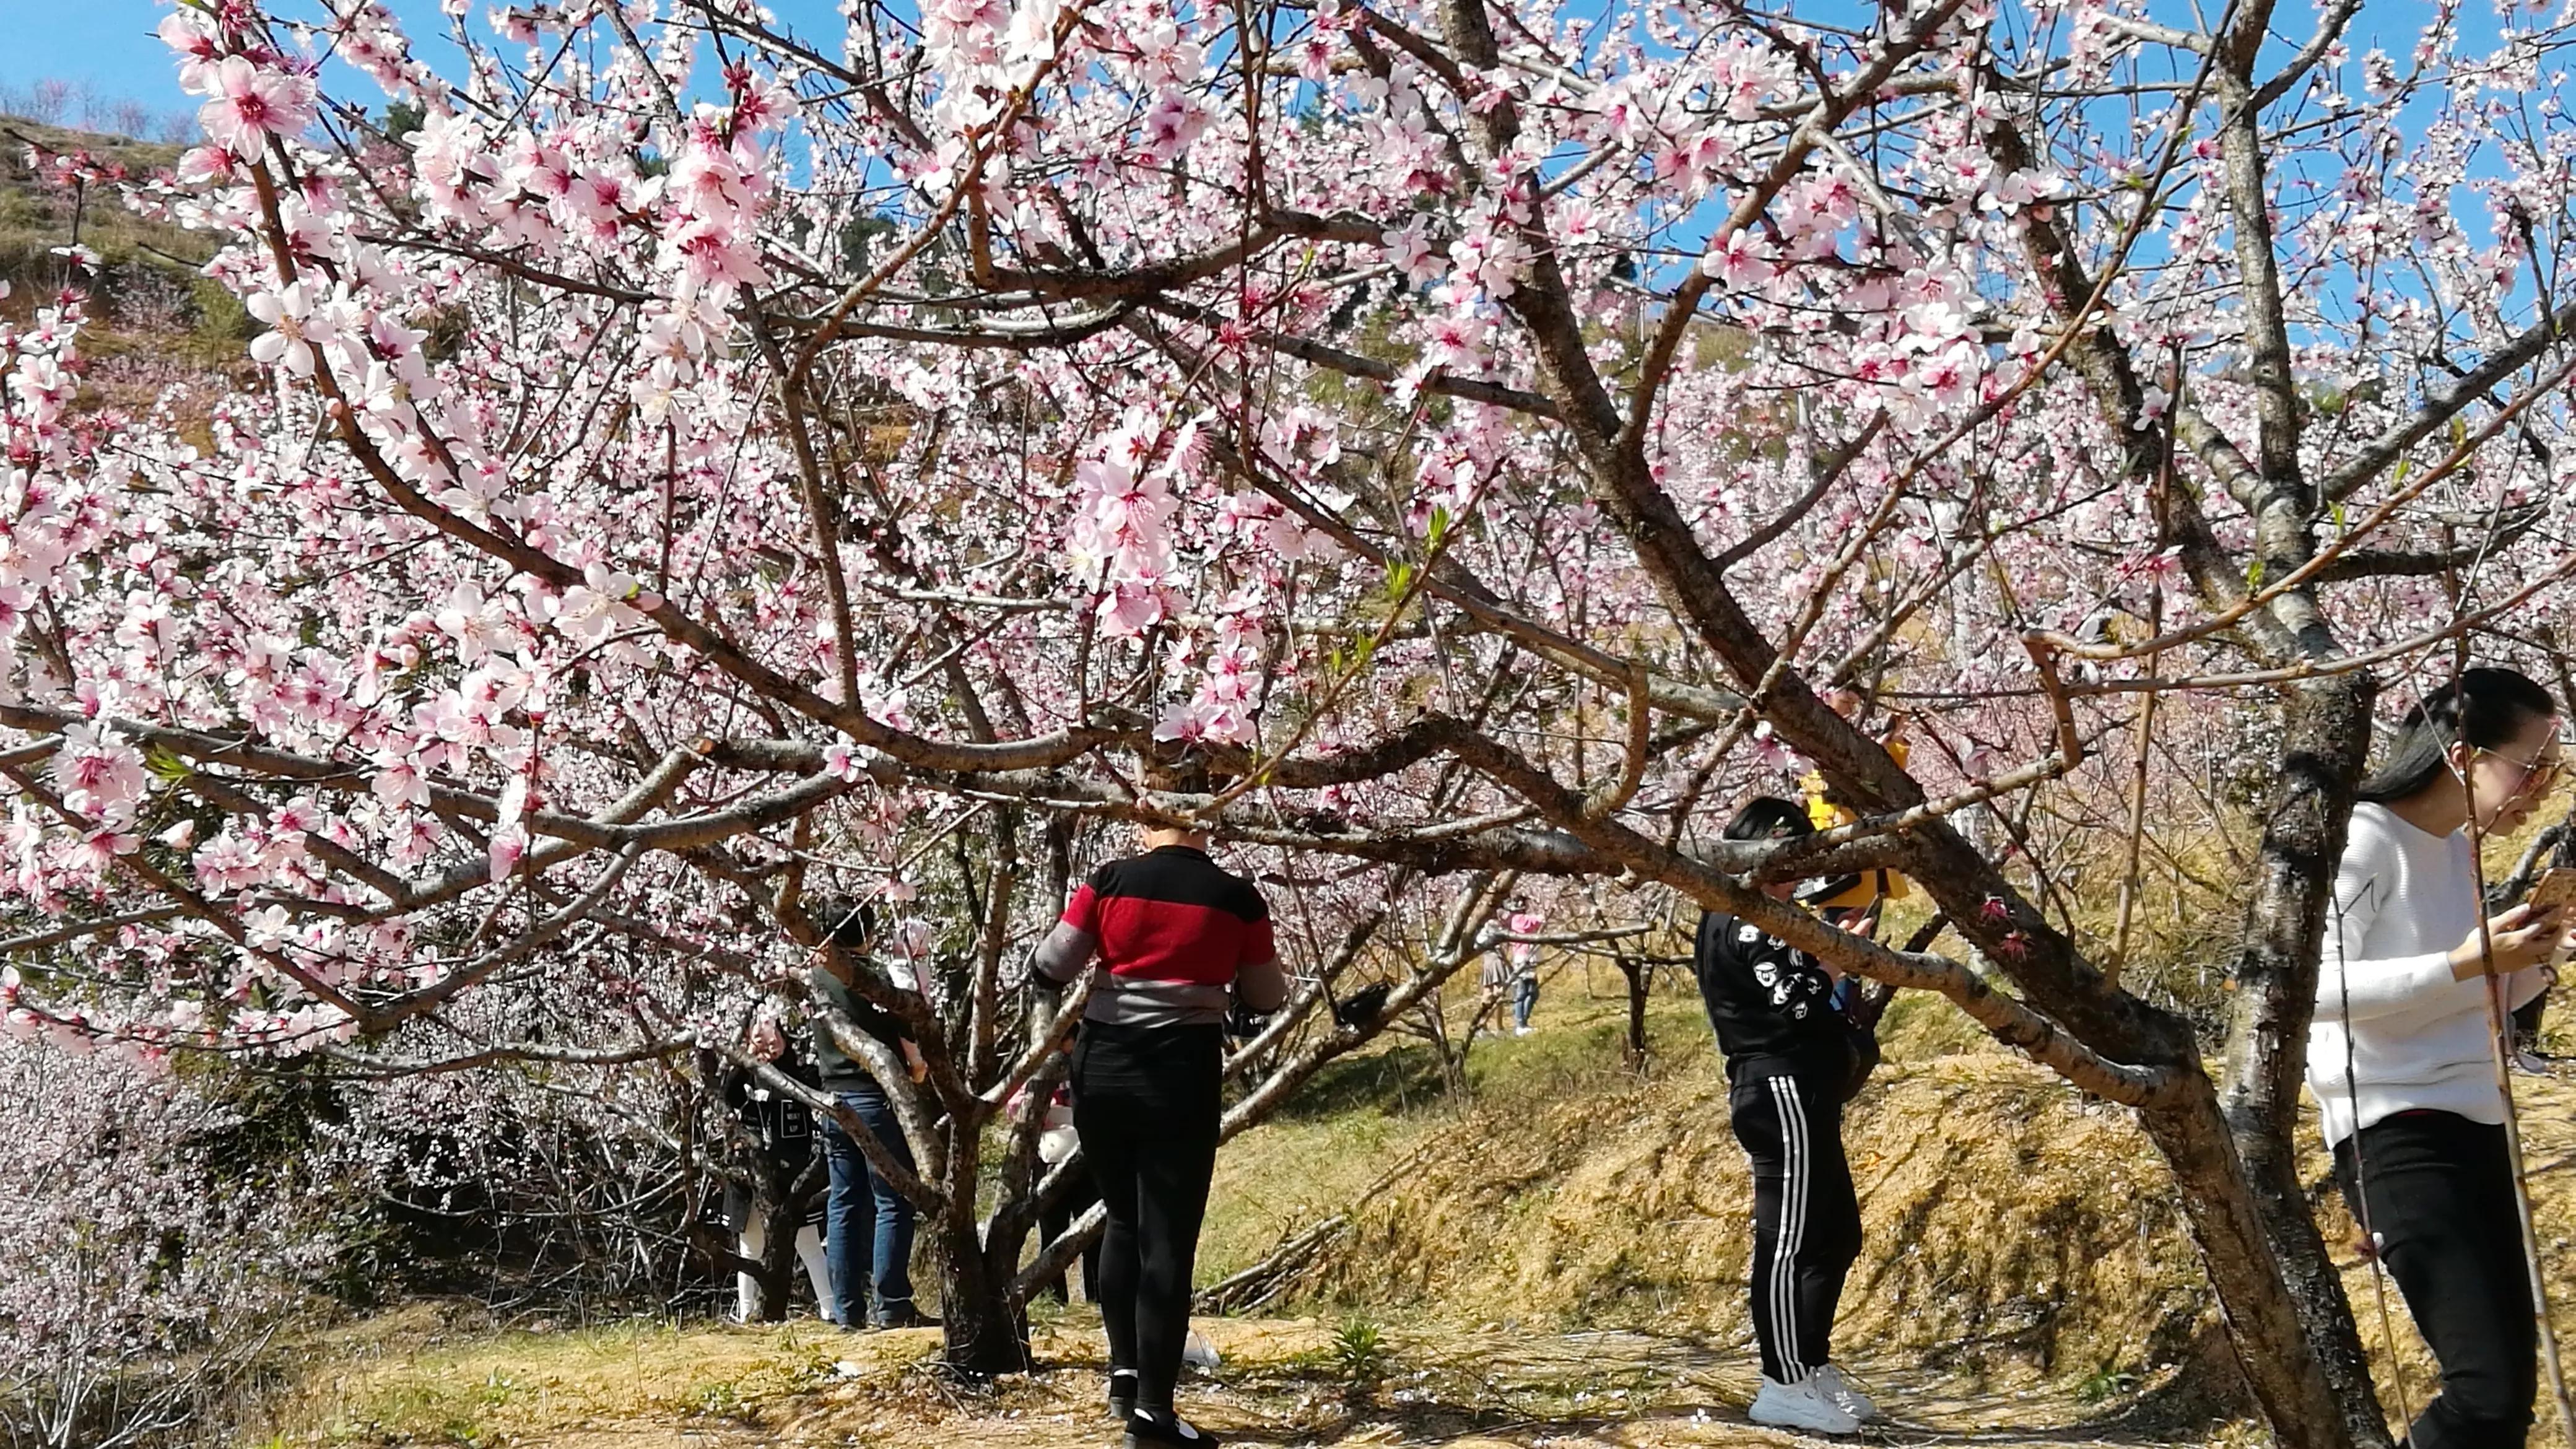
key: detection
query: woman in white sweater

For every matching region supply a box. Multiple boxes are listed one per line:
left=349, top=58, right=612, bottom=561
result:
left=2312, top=667, right=2572, bottom=1449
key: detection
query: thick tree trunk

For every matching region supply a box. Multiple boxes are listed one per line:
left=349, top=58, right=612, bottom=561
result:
left=1979, top=89, right=2387, bottom=1449
left=2219, top=676, right=2394, bottom=1449
left=747, top=1194, right=796, bottom=1323
left=2137, top=1074, right=2366, bottom=1449
left=938, top=1196, right=1033, bottom=1373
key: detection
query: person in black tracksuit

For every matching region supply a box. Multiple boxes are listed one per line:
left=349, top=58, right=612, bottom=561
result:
left=1693, top=796, right=1880, bottom=1431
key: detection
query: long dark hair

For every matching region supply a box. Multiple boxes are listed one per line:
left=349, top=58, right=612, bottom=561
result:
left=2357, top=668, right=2558, bottom=804
left=814, top=896, right=881, bottom=949
left=1723, top=796, right=1815, bottom=842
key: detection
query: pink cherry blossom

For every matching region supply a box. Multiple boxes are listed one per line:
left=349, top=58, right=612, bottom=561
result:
left=196, top=56, right=318, bottom=160
left=1699, top=227, right=1775, bottom=289
left=51, top=723, right=148, bottom=828
left=158, top=9, right=225, bottom=93
left=245, top=281, right=335, bottom=375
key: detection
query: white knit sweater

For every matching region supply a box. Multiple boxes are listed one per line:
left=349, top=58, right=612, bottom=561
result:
left=2307, top=802, right=2543, bottom=1144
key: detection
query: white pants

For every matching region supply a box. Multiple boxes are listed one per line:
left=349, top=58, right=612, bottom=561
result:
left=736, top=1218, right=834, bottom=1322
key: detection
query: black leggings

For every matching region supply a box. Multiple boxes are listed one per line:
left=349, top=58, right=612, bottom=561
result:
left=1073, top=1021, right=1223, bottom=1417
left=2336, top=1111, right=2537, bottom=1449
left=1730, top=1060, right=1861, bottom=1384
left=1037, top=1167, right=1103, bottom=1304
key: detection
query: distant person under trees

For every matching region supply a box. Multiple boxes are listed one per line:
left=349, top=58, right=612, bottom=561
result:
left=1478, top=946, right=1515, bottom=1036
left=718, top=1014, right=831, bottom=1323
left=807, top=900, right=934, bottom=1332
left=1507, top=910, right=1543, bottom=1035
left=1691, top=798, right=1887, bottom=1434
left=1011, top=1071, right=1101, bottom=1306
left=1030, top=746, right=1290, bottom=1449
left=2314, top=668, right=2574, bottom=1449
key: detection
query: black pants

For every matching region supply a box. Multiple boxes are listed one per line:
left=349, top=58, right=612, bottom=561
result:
left=1729, top=1060, right=1861, bottom=1384
left=2514, top=991, right=2547, bottom=1050
left=2336, top=1112, right=2537, bottom=1448
left=1073, top=1021, right=1223, bottom=1417
left=1037, top=1166, right=1104, bottom=1304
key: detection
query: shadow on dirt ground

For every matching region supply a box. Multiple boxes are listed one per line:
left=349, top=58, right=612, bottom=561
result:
left=257, top=1304, right=2246, bottom=1449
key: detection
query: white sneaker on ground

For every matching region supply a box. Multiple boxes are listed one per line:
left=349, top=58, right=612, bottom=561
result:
left=1812, top=1364, right=1881, bottom=1422
left=1747, top=1375, right=1861, bottom=1433
left=1513, top=1025, right=1534, bottom=1037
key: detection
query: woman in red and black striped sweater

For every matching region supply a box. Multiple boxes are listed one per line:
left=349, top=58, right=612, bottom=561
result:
left=1032, top=804, right=1287, bottom=1449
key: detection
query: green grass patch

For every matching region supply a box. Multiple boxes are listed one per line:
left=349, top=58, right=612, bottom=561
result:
left=248, top=1312, right=867, bottom=1447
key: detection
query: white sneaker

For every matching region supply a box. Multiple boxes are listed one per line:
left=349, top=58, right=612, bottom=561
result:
left=1747, top=1375, right=1861, bottom=1433
left=1513, top=1025, right=1534, bottom=1037
left=1812, top=1364, right=1881, bottom=1422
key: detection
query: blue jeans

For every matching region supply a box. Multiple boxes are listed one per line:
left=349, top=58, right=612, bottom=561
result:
left=1513, top=975, right=1539, bottom=1030
left=821, top=1086, right=916, bottom=1325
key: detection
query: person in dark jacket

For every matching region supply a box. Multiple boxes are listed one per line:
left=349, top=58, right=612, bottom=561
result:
left=1693, top=797, right=1881, bottom=1433
left=1029, top=750, right=1291, bottom=1449
left=807, top=898, right=933, bottom=1331
left=718, top=1014, right=832, bottom=1321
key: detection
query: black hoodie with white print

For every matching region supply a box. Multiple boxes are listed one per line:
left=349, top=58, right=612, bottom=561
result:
left=1691, top=911, right=1850, bottom=1078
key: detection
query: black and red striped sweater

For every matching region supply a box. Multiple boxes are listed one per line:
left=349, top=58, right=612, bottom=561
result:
left=1030, top=844, right=1281, bottom=1028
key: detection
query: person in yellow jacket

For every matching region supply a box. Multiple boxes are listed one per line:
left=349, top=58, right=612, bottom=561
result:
left=1798, top=713, right=1912, bottom=917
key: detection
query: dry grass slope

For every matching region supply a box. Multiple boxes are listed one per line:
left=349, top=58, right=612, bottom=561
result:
left=0, top=116, right=196, bottom=289
left=1245, top=988, right=2576, bottom=1435
left=0, top=111, right=247, bottom=404
left=247, top=987, right=2576, bottom=1447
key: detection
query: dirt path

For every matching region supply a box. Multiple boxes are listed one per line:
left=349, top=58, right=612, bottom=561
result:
left=263, top=1307, right=2235, bottom=1449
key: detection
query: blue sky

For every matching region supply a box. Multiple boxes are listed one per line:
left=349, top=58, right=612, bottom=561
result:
left=3, top=0, right=2539, bottom=335
left=0, top=0, right=863, bottom=121
left=2, top=0, right=199, bottom=113
left=0, top=1, right=2506, bottom=133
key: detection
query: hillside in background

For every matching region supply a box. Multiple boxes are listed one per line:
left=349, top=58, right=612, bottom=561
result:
left=1, top=115, right=192, bottom=287
left=0, top=112, right=247, bottom=399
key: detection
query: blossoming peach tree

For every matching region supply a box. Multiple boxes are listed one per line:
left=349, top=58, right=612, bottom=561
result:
left=0, top=1043, right=325, bottom=1448
left=4, top=0, right=2575, bottom=1434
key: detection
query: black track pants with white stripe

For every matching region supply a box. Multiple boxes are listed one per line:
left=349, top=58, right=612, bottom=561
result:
left=1729, top=1061, right=1862, bottom=1384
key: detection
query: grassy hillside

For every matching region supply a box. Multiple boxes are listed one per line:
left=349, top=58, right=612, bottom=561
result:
left=1200, top=980, right=2576, bottom=1433
left=0, top=116, right=196, bottom=291
left=244, top=977, right=2576, bottom=1446
left=1201, top=991, right=2227, bottom=1409
left=0, top=112, right=249, bottom=388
